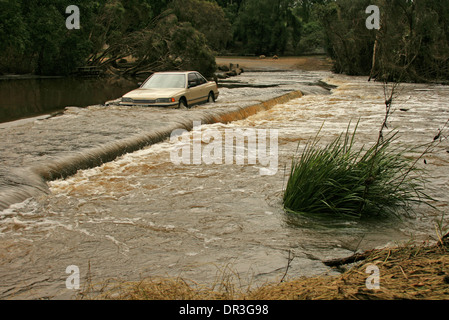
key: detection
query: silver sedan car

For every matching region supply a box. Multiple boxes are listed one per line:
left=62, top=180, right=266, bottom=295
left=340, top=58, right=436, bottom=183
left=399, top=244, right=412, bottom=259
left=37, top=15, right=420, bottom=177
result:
left=120, top=71, right=219, bottom=108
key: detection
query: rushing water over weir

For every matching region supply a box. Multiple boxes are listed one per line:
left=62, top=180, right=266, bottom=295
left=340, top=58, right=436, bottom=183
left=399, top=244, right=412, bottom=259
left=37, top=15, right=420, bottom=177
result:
left=0, top=69, right=448, bottom=299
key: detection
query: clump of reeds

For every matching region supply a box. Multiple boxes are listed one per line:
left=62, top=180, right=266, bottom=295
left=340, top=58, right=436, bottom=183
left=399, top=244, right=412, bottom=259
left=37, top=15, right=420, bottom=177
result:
left=283, top=122, right=430, bottom=218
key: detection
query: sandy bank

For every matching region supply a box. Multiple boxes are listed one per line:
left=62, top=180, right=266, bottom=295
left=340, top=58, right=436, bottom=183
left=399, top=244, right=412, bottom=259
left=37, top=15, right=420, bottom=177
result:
left=216, top=55, right=334, bottom=72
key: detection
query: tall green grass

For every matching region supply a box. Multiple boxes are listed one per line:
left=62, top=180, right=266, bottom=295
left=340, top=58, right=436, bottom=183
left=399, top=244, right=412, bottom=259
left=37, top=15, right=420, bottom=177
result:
left=283, top=123, right=430, bottom=218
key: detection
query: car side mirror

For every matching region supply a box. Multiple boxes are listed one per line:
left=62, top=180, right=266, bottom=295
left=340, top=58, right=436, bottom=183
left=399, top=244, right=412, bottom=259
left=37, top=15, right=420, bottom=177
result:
left=137, top=82, right=142, bottom=87
left=188, top=80, right=196, bottom=88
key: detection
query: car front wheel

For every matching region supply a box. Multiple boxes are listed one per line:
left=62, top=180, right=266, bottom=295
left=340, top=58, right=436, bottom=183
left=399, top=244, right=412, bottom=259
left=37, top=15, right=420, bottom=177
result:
left=178, top=98, right=188, bottom=109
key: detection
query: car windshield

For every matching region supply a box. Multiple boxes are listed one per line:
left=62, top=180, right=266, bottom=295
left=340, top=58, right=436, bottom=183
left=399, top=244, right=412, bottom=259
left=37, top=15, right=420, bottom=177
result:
left=141, top=74, right=186, bottom=89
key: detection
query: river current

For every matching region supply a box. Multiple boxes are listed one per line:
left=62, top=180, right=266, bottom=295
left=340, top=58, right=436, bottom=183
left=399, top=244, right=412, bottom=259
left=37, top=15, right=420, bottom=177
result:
left=0, top=70, right=448, bottom=299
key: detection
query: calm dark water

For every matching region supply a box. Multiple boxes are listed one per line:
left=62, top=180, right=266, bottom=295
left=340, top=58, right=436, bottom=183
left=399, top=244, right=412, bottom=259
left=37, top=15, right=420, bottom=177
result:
left=0, top=77, right=138, bottom=123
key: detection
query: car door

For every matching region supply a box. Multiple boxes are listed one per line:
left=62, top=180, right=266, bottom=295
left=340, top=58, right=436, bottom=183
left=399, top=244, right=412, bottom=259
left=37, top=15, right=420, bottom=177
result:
left=186, top=73, right=203, bottom=105
left=194, top=72, right=211, bottom=102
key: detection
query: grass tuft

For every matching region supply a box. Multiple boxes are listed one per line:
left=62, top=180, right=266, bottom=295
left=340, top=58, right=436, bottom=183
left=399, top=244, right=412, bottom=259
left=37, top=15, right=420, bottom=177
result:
left=283, top=122, right=431, bottom=218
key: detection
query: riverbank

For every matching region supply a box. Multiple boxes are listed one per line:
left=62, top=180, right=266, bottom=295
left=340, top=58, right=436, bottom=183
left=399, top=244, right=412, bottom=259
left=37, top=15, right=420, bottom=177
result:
left=250, top=235, right=449, bottom=300
left=79, top=234, right=449, bottom=300
left=216, top=55, right=334, bottom=72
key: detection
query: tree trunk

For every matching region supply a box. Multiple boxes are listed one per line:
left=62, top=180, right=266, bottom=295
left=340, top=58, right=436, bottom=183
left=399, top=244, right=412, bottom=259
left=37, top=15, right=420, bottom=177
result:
left=369, top=35, right=379, bottom=81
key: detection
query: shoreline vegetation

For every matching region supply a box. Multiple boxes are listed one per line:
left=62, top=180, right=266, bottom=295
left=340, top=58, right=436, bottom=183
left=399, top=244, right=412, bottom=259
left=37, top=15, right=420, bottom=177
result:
left=2, top=1, right=448, bottom=84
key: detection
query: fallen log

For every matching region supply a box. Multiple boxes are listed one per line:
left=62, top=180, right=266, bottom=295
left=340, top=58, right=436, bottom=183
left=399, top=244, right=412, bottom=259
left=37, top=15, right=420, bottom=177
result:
left=323, top=250, right=375, bottom=267
left=324, top=232, right=449, bottom=267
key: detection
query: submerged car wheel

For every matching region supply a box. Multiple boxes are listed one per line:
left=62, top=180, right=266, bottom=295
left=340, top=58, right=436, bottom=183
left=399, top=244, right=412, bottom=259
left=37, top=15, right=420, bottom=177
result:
left=178, top=98, right=188, bottom=109
left=207, top=92, right=215, bottom=103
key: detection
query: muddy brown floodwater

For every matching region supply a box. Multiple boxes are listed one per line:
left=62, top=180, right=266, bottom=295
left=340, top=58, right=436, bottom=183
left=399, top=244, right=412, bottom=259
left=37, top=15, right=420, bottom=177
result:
left=0, top=58, right=448, bottom=299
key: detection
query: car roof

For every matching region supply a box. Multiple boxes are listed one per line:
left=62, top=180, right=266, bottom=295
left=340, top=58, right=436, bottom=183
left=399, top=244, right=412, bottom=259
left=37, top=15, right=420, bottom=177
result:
left=153, top=71, right=198, bottom=75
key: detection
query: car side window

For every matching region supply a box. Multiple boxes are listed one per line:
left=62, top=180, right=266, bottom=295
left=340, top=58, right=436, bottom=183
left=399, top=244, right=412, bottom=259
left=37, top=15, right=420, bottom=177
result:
left=188, top=73, right=198, bottom=87
left=195, top=73, right=207, bottom=85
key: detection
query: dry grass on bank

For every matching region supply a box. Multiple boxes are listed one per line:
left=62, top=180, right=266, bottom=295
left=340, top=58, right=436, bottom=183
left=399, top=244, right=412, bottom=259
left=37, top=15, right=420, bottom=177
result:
left=78, top=234, right=449, bottom=300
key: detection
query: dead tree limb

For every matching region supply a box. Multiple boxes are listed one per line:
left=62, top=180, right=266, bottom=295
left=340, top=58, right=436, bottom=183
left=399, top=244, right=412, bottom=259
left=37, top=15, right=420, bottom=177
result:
left=323, top=250, right=375, bottom=267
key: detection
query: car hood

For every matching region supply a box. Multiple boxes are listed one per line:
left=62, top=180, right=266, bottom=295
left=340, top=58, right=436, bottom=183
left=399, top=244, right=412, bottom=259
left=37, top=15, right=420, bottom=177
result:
left=123, top=88, right=185, bottom=99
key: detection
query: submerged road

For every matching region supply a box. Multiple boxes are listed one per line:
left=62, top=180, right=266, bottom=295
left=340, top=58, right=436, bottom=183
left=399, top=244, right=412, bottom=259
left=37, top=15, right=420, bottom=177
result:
left=0, top=69, right=331, bottom=211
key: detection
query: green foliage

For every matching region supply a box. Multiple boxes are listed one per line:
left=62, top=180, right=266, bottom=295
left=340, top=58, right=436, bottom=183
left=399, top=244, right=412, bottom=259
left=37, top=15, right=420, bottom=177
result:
left=0, top=0, right=98, bottom=75
left=0, top=0, right=28, bottom=53
left=0, top=0, right=222, bottom=77
left=315, top=0, right=375, bottom=75
left=0, top=0, right=30, bottom=73
left=283, top=124, right=430, bottom=218
left=170, top=22, right=217, bottom=77
left=26, top=2, right=73, bottom=75
left=171, top=0, right=232, bottom=52
left=232, top=0, right=301, bottom=55
left=297, top=21, right=325, bottom=54
left=219, top=0, right=330, bottom=56
left=0, top=0, right=332, bottom=76
left=3, top=0, right=445, bottom=81
left=317, top=0, right=449, bottom=82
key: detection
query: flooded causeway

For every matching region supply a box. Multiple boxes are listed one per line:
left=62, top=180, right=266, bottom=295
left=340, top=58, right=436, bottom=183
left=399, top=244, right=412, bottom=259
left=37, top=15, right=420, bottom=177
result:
left=0, top=70, right=448, bottom=299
